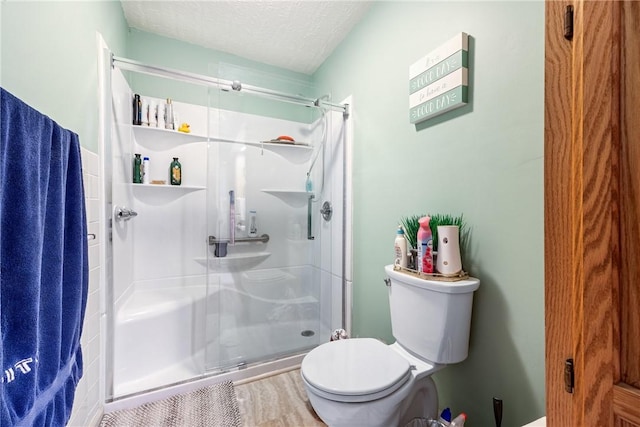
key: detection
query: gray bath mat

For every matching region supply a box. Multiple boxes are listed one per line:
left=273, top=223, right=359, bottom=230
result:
left=100, top=380, right=242, bottom=427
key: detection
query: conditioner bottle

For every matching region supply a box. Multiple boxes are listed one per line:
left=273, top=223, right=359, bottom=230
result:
left=170, top=157, right=181, bottom=186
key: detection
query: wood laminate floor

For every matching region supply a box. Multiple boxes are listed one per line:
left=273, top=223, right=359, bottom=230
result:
left=235, top=369, right=326, bottom=427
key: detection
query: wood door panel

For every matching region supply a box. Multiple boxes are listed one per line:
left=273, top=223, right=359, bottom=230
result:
left=620, top=0, right=640, bottom=389
left=545, top=1, right=640, bottom=426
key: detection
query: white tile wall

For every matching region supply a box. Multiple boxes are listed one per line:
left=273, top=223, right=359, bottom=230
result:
left=68, top=148, right=103, bottom=426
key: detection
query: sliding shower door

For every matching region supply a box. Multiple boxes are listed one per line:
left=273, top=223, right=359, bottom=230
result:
left=204, top=64, right=341, bottom=372
left=105, top=56, right=347, bottom=401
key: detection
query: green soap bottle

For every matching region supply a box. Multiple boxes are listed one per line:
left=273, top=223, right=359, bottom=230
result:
left=133, top=153, right=142, bottom=183
left=170, top=157, right=182, bottom=186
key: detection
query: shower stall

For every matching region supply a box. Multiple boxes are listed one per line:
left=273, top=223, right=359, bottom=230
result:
left=101, top=51, right=352, bottom=403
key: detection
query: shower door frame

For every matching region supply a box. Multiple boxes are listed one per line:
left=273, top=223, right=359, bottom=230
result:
left=101, top=53, right=353, bottom=407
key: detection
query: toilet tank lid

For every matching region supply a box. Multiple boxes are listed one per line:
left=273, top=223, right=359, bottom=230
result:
left=384, top=265, right=480, bottom=294
left=301, top=338, right=411, bottom=397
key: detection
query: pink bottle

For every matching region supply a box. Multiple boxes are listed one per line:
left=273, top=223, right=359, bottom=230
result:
left=416, top=216, right=433, bottom=273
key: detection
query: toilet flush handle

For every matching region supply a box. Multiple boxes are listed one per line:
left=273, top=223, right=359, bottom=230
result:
left=384, top=278, right=391, bottom=287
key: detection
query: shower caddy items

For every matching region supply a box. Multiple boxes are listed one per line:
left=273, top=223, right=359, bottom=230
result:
left=132, top=94, right=191, bottom=133
left=131, top=153, right=182, bottom=186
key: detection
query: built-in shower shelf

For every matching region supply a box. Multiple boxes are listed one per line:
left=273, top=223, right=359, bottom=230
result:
left=133, top=125, right=207, bottom=149
left=211, top=138, right=312, bottom=163
left=132, top=183, right=205, bottom=191
left=195, top=252, right=271, bottom=272
left=261, top=190, right=314, bottom=206
left=253, top=140, right=311, bottom=150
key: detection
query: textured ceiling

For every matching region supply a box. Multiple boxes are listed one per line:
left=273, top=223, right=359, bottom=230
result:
left=120, top=1, right=372, bottom=75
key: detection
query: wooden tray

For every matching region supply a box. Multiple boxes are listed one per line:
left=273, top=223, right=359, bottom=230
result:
left=393, top=265, right=469, bottom=282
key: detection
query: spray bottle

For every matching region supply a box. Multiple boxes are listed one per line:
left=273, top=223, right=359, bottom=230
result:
left=450, top=413, right=467, bottom=427
left=417, top=216, right=434, bottom=273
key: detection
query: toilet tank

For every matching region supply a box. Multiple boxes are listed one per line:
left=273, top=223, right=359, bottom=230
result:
left=384, top=265, right=480, bottom=364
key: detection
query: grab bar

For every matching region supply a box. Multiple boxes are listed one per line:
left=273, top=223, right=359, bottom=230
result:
left=307, top=194, right=315, bottom=240
left=208, top=234, right=270, bottom=245
left=209, top=234, right=269, bottom=258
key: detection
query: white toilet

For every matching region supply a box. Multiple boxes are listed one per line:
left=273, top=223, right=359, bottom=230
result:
left=301, top=265, right=480, bottom=427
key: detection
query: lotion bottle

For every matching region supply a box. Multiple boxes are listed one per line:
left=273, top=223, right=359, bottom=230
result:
left=417, top=216, right=434, bottom=273
left=394, top=226, right=408, bottom=268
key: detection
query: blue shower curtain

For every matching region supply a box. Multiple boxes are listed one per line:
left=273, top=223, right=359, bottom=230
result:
left=0, top=88, right=88, bottom=426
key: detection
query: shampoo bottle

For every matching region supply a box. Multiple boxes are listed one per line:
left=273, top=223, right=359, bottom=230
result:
left=170, top=157, right=181, bottom=185
left=394, top=226, right=408, bottom=268
left=133, top=94, right=141, bottom=125
left=142, top=156, right=150, bottom=184
left=133, top=153, right=142, bottom=183
left=417, top=216, right=434, bottom=273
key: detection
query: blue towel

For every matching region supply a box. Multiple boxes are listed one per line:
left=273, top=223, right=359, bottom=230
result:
left=0, top=87, right=88, bottom=426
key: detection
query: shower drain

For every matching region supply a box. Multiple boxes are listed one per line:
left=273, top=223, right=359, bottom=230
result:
left=301, top=330, right=315, bottom=337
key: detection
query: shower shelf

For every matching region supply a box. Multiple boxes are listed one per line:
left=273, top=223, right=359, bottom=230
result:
left=132, top=125, right=207, bottom=149
left=131, top=183, right=205, bottom=191
left=195, top=252, right=271, bottom=271
left=261, top=190, right=314, bottom=207
left=212, top=138, right=312, bottom=164
left=211, top=138, right=311, bottom=151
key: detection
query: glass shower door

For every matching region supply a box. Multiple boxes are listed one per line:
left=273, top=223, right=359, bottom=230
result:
left=204, top=65, right=335, bottom=372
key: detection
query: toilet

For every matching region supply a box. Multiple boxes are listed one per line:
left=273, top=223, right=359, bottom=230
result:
left=301, top=265, right=480, bottom=427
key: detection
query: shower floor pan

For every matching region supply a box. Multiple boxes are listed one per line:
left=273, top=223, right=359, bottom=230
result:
left=113, top=274, right=323, bottom=398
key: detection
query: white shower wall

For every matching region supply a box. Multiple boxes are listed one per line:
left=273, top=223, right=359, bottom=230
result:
left=67, top=148, right=103, bottom=426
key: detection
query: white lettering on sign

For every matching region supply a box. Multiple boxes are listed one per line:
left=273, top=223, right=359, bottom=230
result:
left=409, top=68, right=468, bottom=109
left=409, top=32, right=469, bottom=79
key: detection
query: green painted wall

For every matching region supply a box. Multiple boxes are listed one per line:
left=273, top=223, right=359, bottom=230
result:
left=0, top=1, right=128, bottom=152
left=314, top=2, right=544, bottom=425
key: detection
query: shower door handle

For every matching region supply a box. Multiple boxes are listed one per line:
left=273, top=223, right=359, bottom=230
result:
left=114, top=206, right=138, bottom=222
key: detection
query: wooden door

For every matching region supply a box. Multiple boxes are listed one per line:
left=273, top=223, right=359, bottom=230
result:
left=545, top=1, right=640, bottom=425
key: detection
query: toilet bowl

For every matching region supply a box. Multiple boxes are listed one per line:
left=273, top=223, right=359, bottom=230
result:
left=301, top=265, right=480, bottom=427
left=301, top=338, right=442, bottom=427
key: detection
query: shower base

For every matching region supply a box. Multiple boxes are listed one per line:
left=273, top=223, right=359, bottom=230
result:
left=112, top=268, right=328, bottom=401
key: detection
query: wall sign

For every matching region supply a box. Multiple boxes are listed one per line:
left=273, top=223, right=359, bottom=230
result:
left=409, top=32, right=469, bottom=124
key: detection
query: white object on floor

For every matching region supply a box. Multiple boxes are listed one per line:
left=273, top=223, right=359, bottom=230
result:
left=522, top=416, right=547, bottom=426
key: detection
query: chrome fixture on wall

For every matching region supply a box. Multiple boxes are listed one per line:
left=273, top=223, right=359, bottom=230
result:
left=114, top=206, right=138, bottom=222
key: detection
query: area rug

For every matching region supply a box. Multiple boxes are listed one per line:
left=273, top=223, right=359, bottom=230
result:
left=100, top=380, right=242, bottom=427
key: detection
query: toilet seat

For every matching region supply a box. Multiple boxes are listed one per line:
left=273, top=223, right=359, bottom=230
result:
left=301, top=338, right=412, bottom=403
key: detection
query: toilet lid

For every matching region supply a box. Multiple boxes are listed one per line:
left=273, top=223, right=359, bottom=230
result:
left=301, top=338, right=411, bottom=400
